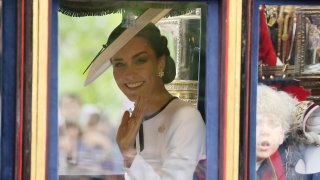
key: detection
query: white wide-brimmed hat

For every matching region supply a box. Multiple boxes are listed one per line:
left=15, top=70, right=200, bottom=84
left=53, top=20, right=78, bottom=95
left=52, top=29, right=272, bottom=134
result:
left=84, top=8, right=171, bottom=86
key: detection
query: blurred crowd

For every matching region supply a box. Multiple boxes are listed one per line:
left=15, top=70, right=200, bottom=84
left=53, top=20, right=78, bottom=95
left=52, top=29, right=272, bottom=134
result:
left=58, top=94, right=124, bottom=177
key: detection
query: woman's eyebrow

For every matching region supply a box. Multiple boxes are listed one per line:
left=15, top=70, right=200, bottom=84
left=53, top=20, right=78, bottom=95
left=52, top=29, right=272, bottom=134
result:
left=111, top=58, right=123, bottom=62
left=112, top=51, right=148, bottom=62
left=132, top=51, right=147, bottom=59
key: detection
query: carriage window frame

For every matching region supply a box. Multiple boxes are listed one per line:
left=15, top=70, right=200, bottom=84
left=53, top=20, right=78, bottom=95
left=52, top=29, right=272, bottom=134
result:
left=56, top=1, right=221, bottom=179
left=56, top=2, right=214, bottom=179
left=249, top=0, right=320, bottom=179
left=1, top=0, right=224, bottom=179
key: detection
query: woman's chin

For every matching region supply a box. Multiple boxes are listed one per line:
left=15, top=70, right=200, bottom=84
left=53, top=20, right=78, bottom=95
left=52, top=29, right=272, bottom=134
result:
left=127, top=95, right=138, bottom=102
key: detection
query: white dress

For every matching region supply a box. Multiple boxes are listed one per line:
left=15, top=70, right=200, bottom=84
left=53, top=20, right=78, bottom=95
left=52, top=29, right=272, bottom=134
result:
left=125, top=98, right=206, bottom=180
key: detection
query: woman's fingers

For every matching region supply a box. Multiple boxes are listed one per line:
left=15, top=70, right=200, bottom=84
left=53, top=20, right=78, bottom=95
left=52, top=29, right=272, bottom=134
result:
left=120, top=111, right=130, bottom=126
left=131, top=96, right=146, bottom=124
left=131, top=96, right=141, bottom=120
left=117, top=96, right=148, bottom=153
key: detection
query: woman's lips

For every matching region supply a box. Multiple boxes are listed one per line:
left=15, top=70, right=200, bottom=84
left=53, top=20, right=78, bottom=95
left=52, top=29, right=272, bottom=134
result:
left=125, top=82, right=144, bottom=89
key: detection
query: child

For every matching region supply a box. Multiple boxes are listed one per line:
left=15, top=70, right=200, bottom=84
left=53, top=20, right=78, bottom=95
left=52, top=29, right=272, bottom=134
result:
left=256, top=84, right=297, bottom=179
left=256, top=84, right=320, bottom=179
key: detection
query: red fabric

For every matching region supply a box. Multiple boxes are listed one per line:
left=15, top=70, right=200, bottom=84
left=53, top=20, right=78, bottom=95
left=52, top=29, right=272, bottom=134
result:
left=259, top=7, right=277, bottom=66
left=194, top=159, right=206, bottom=180
left=273, top=84, right=311, bottom=101
left=282, top=85, right=311, bottom=101
left=262, top=168, right=275, bottom=180
left=270, top=150, right=286, bottom=180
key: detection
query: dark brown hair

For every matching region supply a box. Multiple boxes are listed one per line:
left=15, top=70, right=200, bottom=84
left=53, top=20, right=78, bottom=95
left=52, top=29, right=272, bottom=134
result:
left=107, top=23, right=176, bottom=84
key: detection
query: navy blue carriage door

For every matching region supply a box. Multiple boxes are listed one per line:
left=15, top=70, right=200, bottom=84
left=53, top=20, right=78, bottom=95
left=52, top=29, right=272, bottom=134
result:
left=1, top=0, right=58, bottom=179
left=1, top=1, right=17, bottom=179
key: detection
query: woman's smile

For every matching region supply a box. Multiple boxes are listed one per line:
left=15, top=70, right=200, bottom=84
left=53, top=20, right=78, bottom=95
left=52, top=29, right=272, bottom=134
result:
left=125, top=81, right=145, bottom=89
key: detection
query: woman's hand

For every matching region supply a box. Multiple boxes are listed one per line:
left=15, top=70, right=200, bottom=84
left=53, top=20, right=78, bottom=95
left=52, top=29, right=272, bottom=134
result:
left=117, top=96, right=146, bottom=167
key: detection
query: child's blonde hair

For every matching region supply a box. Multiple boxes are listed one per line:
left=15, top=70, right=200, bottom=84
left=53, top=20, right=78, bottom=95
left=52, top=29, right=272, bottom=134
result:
left=257, top=84, right=298, bottom=135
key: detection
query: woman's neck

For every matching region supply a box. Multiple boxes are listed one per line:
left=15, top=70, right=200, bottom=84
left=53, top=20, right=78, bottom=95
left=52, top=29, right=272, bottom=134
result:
left=144, top=90, right=173, bottom=117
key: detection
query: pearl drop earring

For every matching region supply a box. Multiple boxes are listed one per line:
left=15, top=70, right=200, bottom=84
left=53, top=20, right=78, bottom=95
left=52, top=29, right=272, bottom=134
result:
left=157, top=71, right=164, bottom=78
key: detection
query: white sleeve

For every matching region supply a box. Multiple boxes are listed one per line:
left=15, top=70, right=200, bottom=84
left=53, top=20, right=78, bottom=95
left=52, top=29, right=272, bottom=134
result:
left=125, top=107, right=206, bottom=180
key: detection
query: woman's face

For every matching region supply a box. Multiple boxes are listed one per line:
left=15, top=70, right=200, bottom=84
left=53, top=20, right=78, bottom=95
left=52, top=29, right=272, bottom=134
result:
left=111, top=37, right=165, bottom=102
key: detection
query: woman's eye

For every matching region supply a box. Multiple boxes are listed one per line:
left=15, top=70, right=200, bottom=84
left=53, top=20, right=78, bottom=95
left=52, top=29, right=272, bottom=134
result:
left=113, top=62, right=125, bottom=68
left=136, top=57, right=147, bottom=64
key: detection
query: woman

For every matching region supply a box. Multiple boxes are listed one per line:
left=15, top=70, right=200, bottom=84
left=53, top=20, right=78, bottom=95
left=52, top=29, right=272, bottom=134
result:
left=106, top=23, right=206, bottom=179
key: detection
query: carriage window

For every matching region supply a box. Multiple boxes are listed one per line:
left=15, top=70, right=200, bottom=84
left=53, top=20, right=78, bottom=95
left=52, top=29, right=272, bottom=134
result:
left=58, top=2, right=206, bottom=179
left=256, top=5, right=320, bottom=179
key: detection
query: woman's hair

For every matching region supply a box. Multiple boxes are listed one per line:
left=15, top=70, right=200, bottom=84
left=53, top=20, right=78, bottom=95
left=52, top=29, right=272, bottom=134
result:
left=107, top=23, right=176, bottom=84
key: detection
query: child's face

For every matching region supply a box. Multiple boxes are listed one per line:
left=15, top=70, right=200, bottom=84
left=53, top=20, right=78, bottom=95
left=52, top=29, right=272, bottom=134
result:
left=256, top=117, right=285, bottom=162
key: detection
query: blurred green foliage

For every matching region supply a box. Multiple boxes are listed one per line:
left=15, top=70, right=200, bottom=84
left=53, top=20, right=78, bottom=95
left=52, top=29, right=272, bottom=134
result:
left=58, top=13, right=127, bottom=124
